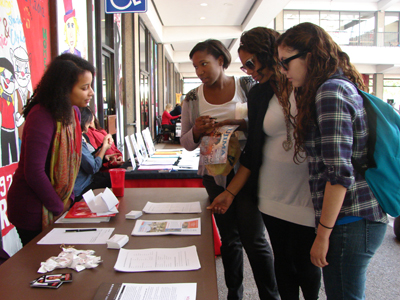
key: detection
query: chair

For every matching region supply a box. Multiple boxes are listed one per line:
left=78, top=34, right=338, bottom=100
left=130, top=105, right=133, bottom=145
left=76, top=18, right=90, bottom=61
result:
left=156, top=116, right=174, bottom=143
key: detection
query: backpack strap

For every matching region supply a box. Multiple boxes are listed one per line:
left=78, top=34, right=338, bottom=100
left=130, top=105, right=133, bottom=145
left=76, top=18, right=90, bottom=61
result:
left=328, top=75, right=377, bottom=177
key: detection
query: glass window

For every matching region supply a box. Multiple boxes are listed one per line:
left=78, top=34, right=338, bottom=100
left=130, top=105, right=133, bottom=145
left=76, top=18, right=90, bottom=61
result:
left=359, top=12, right=375, bottom=46
left=385, top=12, right=399, bottom=46
left=300, top=11, right=319, bottom=25
left=183, top=78, right=201, bottom=94
left=384, top=79, right=400, bottom=109
left=320, top=11, right=340, bottom=32
left=283, top=11, right=299, bottom=31
left=340, top=12, right=360, bottom=45
left=100, top=0, right=114, bottom=48
left=139, top=24, right=147, bottom=72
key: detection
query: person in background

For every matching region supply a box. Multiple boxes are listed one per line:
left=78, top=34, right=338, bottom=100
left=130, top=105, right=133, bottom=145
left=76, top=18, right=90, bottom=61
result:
left=181, top=39, right=279, bottom=300
left=162, top=103, right=180, bottom=127
left=7, top=53, right=94, bottom=245
left=85, top=106, right=124, bottom=169
left=208, top=27, right=321, bottom=300
left=73, top=106, right=113, bottom=200
left=162, top=103, right=181, bottom=140
left=170, top=103, right=182, bottom=117
left=277, top=22, right=387, bottom=299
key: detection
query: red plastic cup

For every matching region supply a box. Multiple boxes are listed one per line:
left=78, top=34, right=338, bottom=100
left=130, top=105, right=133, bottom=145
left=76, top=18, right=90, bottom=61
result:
left=109, top=169, right=126, bottom=197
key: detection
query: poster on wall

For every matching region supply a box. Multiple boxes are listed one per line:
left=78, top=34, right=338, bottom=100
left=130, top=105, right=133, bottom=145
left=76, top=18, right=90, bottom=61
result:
left=0, top=0, right=51, bottom=257
left=57, top=0, right=88, bottom=59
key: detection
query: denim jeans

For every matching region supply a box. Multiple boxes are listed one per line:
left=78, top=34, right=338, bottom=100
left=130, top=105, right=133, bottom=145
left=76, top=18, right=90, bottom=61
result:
left=323, top=218, right=387, bottom=300
left=203, top=174, right=279, bottom=300
left=262, top=214, right=321, bottom=300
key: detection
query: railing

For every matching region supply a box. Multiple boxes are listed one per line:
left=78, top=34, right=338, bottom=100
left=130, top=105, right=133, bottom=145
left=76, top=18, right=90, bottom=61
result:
left=279, top=30, right=400, bottom=47
left=327, top=31, right=400, bottom=47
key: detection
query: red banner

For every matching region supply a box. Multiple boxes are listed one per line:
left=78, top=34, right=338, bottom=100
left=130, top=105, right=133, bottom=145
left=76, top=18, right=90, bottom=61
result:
left=0, top=163, right=17, bottom=238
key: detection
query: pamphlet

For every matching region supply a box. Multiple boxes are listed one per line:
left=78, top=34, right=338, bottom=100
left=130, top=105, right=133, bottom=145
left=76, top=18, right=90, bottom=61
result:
left=199, top=125, right=239, bottom=165
left=93, top=282, right=197, bottom=300
left=131, top=218, right=201, bottom=236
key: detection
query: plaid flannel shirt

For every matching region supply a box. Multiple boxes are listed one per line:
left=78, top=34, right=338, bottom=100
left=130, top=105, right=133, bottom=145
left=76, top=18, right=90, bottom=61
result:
left=304, top=75, right=387, bottom=227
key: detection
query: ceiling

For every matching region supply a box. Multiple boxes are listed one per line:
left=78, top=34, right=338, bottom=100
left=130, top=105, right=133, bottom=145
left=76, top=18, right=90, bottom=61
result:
left=138, top=0, right=400, bottom=78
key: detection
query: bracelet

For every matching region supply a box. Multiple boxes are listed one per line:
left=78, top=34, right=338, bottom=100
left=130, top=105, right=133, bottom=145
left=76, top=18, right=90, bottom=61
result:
left=319, top=221, right=334, bottom=230
left=225, top=189, right=236, bottom=197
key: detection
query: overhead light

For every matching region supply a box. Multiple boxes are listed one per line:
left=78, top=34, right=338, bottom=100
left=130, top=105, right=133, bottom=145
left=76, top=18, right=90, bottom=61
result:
left=200, top=17, right=206, bottom=20
left=200, top=3, right=207, bottom=6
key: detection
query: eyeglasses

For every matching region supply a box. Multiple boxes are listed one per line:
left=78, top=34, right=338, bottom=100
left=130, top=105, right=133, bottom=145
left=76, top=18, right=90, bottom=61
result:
left=240, top=56, right=256, bottom=73
left=278, top=51, right=308, bottom=71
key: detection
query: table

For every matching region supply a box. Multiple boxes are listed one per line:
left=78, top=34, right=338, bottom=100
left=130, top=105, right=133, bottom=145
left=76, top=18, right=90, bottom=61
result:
left=0, top=188, right=218, bottom=300
left=123, top=168, right=221, bottom=256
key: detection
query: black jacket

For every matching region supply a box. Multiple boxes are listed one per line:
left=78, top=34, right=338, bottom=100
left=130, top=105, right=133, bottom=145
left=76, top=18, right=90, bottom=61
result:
left=240, top=81, right=275, bottom=200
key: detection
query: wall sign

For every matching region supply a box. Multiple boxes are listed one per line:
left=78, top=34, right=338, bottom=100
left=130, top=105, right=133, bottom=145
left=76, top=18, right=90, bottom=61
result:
left=105, top=0, right=147, bottom=14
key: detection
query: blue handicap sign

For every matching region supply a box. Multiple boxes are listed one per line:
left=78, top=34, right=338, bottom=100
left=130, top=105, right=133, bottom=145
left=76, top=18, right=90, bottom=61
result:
left=105, top=0, right=147, bottom=14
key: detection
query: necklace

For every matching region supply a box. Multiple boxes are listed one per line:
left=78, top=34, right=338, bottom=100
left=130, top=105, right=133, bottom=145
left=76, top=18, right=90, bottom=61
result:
left=275, top=82, right=293, bottom=151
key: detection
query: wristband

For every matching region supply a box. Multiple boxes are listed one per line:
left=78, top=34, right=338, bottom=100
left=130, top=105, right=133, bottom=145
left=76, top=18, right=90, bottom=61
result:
left=225, top=189, right=236, bottom=197
left=319, top=221, right=334, bottom=230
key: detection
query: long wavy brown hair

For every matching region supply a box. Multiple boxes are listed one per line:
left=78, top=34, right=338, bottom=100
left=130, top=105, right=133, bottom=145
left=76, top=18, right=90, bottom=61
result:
left=276, top=22, right=366, bottom=163
left=239, top=27, right=292, bottom=123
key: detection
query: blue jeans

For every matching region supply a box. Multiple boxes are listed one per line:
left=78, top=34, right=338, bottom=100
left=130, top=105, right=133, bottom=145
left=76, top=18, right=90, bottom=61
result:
left=323, top=218, right=387, bottom=300
left=203, top=174, right=279, bottom=300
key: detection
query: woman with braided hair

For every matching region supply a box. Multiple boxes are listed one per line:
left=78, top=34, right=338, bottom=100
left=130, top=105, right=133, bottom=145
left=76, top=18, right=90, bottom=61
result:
left=209, top=27, right=321, bottom=300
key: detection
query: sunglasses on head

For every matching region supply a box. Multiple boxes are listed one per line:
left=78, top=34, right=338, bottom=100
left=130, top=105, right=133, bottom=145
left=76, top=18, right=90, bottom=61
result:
left=240, top=56, right=256, bottom=73
left=278, top=51, right=308, bottom=71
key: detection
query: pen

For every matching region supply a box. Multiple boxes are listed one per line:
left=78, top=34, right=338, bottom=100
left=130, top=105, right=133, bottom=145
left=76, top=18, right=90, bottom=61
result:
left=65, top=229, right=97, bottom=232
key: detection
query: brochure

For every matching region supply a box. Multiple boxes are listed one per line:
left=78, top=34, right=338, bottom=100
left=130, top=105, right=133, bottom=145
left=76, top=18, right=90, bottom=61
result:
left=131, top=218, right=201, bottom=236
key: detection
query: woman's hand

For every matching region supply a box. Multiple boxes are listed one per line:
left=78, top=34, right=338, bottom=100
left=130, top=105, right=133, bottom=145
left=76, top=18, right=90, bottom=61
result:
left=207, top=191, right=235, bottom=214
left=310, top=234, right=330, bottom=268
left=105, top=154, right=124, bottom=166
left=102, top=134, right=113, bottom=151
left=192, top=115, right=216, bottom=142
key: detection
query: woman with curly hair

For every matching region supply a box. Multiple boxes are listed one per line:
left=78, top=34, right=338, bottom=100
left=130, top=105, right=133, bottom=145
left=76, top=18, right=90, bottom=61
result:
left=277, top=22, right=387, bottom=299
left=7, top=53, right=95, bottom=245
left=181, top=39, right=279, bottom=300
left=209, top=27, right=321, bottom=300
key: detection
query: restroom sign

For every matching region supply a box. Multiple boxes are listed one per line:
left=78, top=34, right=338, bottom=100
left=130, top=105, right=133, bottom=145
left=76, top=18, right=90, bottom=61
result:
left=105, top=0, right=147, bottom=14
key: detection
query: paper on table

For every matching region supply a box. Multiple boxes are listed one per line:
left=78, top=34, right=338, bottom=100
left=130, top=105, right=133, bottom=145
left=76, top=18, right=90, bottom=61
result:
left=131, top=218, right=201, bottom=236
left=93, top=283, right=197, bottom=300
left=143, top=201, right=202, bottom=213
left=137, top=165, right=173, bottom=171
left=37, top=228, right=114, bottom=245
left=141, top=158, right=177, bottom=165
left=114, top=245, right=201, bottom=272
left=116, top=283, right=197, bottom=300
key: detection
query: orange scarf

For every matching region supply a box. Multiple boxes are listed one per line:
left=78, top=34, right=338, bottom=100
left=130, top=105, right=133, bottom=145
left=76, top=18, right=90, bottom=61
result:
left=42, top=109, right=82, bottom=229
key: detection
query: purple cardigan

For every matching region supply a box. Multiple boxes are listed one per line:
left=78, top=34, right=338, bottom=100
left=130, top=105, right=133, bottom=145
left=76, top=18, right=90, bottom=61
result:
left=7, top=105, right=80, bottom=231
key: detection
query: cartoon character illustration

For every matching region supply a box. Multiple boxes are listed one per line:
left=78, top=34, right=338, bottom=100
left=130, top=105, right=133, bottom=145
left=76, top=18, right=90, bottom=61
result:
left=0, top=58, right=18, bottom=166
left=62, top=0, right=81, bottom=57
left=10, top=46, right=31, bottom=139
